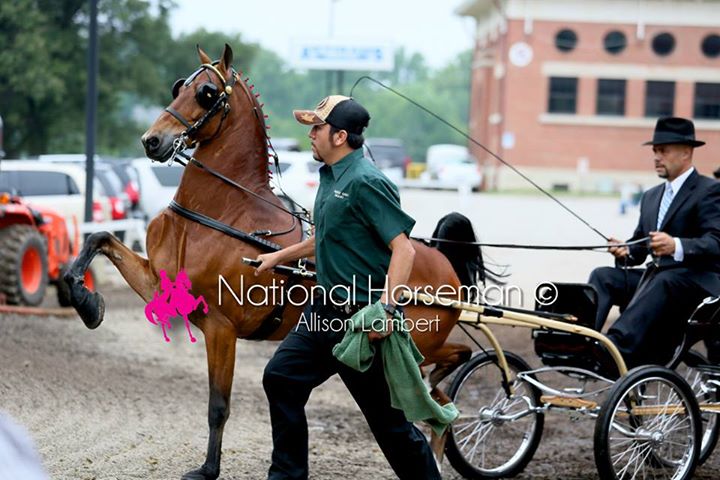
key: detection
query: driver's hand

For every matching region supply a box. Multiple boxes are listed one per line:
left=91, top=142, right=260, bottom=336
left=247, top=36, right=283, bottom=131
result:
left=608, top=237, right=629, bottom=259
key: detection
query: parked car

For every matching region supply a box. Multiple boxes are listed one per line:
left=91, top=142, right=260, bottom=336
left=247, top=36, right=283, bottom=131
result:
left=108, top=160, right=141, bottom=212
left=270, top=151, right=321, bottom=215
left=38, top=154, right=142, bottom=216
left=364, top=138, right=412, bottom=182
left=271, top=137, right=301, bottom=152
left=423, top=144, right=482, bottom=192
left=0, top=160, right=113, bottom=239
left=94, top=164, right=130, bottom=221
left=131, top=158, right=184, bottom=221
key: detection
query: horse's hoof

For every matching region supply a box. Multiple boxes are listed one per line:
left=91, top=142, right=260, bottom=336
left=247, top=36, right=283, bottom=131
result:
left=181, top=466, right=219, bottom=480
left=67, top=275, right=106, bottom=329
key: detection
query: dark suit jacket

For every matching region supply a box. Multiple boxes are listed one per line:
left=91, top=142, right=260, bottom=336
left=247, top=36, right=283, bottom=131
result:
left=621, top=169, right=720, bottom=294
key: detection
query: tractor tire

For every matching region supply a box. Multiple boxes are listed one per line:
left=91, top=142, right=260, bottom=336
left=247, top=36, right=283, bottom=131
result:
left=0, top=225, right=49, bottom=306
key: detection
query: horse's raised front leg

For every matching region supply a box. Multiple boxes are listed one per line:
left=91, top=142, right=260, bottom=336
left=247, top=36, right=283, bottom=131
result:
left=64, top=231, right=156, bottom=329
left=182, top=320, right=236, bottom=480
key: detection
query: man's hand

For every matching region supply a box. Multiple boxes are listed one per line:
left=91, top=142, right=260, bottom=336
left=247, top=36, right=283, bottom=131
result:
left=649, top=231, right=676, bottom=256
left=254, top=252, right=282, bottom=275
left=368, top=315, right=393, bottom=342
left=607, top=236, right=629, bottom=258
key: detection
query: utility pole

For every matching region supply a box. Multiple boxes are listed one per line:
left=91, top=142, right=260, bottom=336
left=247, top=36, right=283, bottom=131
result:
left=84, top=0, right=99, bottom=223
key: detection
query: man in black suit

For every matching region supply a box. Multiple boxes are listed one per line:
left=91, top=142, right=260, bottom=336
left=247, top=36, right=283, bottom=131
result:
left=589, top=117, right=720, bottom=367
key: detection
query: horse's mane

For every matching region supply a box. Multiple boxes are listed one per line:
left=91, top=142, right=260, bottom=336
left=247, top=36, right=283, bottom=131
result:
left=232, top=68, right=274, bottom=183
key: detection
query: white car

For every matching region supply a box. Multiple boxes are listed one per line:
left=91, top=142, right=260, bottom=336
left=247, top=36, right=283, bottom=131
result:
left=270, top=151, right=321, bottom=215
left=0, top=160, right=113, bottom=238
left=423, top=144, right=482, bottom=192
left=130, top=158, right=185, bottom=221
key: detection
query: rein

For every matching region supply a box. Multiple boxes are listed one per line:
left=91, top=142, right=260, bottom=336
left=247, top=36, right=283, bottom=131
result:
left=412, top=236, right=650, bottom=252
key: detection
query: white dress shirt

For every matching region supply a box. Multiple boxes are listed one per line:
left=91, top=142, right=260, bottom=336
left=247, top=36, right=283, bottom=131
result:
left=661, top=167, right=694, bottom=262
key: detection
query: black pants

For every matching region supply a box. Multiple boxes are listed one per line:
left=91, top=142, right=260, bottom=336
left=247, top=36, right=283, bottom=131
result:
left=588, top=266, right=644, bottom=331
left=601, top=267, right=711, bottom=368
left=263, top=301, right=441, bottom=480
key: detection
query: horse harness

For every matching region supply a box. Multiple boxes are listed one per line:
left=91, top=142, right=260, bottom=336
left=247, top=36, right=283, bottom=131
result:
left=162, top=62, right=312, bottom=340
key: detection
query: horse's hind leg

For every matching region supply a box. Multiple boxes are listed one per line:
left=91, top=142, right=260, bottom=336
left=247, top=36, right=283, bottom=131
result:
left=182, top=320, right=236, bottom=480
left=65, top=231, right=156, bottom=329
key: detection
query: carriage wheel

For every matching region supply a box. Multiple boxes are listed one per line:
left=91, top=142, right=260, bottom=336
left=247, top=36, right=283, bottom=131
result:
left=593, top=366, right=701, bottom=480
left=677, top=349, right=720, bottom=464
left=445, top=350, right=543, bottom=479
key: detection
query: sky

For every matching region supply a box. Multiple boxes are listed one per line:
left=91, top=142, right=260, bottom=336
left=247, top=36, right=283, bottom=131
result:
left=169, top=0, right=477, bottom=68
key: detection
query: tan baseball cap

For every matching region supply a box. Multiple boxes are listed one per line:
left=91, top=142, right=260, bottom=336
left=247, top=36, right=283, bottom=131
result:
left=293, top=95, right=370, bottom=134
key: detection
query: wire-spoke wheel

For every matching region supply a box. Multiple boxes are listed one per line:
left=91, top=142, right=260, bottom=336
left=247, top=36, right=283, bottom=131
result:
left=676, top=349, right=720, bottom=464
left=594, top=366, right=701, bottom=480
left=445, top=350, right=543, bottom=479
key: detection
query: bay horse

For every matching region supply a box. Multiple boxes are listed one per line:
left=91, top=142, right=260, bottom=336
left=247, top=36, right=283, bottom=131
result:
left=65, top=44, right=488, bottom=479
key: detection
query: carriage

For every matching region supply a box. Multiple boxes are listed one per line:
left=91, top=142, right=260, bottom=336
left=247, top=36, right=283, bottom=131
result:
left=63, top=44, right=720, bottom=480
left=413, top=284, right=720, bottom=480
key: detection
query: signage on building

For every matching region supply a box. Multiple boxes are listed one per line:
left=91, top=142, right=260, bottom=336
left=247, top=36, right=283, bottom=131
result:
left=291, top=39, right=395, bottom=71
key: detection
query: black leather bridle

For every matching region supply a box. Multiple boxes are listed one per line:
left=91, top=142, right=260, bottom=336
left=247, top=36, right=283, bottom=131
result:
left=165, top=62, right=237, bottom=146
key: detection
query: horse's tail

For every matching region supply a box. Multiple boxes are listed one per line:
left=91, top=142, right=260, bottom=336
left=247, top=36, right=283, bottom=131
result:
left=430, top=212, right=508, bottom=301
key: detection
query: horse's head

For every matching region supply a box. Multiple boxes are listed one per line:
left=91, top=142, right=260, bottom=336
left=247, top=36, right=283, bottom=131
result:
left=141, top=44, right=237, bottom=162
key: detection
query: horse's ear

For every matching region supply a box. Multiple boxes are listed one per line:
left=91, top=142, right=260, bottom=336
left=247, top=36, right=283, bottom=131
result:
left=219, top=43, right=234, bottom=75
left=197, top=44, right=212, bottom=65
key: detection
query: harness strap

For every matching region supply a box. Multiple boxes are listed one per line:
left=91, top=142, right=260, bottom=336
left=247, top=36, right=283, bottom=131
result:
left=168, top=200, right=282, bottom=252
left=245, top=274, right=302, bottom=341
left=165, top=106, right=193, bottom=129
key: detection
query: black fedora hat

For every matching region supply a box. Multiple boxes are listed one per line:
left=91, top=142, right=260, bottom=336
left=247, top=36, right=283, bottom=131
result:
left=643, top=117, right=705, bottom=147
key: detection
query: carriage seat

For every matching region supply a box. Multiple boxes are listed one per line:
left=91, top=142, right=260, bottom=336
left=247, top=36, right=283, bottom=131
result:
left=531, top=283, right=618, bottom=376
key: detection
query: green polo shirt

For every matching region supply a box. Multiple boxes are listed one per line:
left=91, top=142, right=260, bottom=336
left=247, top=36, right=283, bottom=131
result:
left=313, top=149, right=415, bottom=305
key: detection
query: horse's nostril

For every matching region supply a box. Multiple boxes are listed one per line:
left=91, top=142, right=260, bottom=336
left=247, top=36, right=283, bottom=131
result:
left=143, top=135, right=161, bottom=151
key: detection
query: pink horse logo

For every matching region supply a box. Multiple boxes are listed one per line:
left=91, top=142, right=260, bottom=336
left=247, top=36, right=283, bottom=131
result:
left=144, top=269, right=208, bottom=343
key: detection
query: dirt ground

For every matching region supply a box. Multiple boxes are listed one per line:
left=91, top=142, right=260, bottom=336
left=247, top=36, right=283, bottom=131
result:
left=2, top=282, right=720, bottom=480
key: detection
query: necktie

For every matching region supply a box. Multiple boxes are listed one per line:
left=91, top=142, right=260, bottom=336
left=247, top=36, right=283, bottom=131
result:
left=656, top=184, right=673, bottom=229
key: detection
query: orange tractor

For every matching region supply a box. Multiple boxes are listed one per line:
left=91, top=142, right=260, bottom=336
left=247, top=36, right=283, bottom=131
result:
left=0, top=193, right=94, bottom=306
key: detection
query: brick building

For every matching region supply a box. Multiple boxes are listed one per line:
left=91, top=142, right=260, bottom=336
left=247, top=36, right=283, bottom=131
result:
left=456, top=0, right=720, bottom=191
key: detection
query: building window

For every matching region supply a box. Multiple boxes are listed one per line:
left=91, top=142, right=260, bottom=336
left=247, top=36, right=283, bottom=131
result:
left=645, top=81, right=675, bottom=117
left=597, top=79, right=626, bottom=116
left=701, top=34, right=720, bottom=58
left=555, top=29, right=578, bottom=52
left=694, top=83, right=720, bottom=119
left=604, top=31, right=627, bottom=55
left=548, top=77, right=578, bottom=113
left=652, top=32, right=676, bottom=56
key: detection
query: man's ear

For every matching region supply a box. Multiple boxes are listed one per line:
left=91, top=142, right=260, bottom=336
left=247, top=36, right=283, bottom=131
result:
left=333, top=129, right=348, bottom=147
left=681, top=145, right=693, bottom=160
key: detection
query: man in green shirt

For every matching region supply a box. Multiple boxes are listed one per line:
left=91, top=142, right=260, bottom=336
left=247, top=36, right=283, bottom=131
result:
left=255, top=95, right=440, bottom=480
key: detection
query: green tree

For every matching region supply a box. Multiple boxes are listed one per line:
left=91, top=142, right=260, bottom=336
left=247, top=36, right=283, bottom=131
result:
left=0, top=0, right=259, bottom=158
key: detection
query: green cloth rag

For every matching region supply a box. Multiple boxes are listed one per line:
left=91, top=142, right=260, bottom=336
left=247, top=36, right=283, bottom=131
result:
left=332, top=301, right=459, bottom=436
